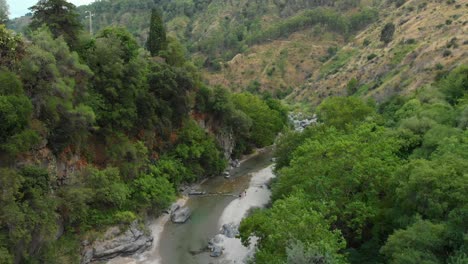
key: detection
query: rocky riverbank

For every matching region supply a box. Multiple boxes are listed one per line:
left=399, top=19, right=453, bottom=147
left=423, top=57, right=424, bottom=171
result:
left=96, top=148, right=273, bottom=264
left=208, top=165, right=276, bottom=262
left=81, top=221, right=153, bottom=264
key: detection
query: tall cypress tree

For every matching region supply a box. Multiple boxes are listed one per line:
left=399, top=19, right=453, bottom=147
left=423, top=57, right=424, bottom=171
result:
left=146, top=8, right=167, bottom=56
left=29, top=0, right=82, bottom=50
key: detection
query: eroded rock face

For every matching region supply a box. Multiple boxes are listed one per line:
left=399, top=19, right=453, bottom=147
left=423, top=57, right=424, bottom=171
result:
left=81, top=221, right=152, bottom=264
left=170, top=207, right=191, bottom=223
left=216, top=129, right=234, bottom=160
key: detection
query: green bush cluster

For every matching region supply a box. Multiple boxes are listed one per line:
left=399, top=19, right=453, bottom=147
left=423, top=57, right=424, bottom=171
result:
left=196, top=86, right=288, bottom=157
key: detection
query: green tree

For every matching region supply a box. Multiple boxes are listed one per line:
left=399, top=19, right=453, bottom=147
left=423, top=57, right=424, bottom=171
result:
left=0, top=25, right=25, bottom=69
left=0, top=70, right=39, bottom=156
left=29, top=0, right=83, bottom=50
left=0, top=247, right=13, bottom=264
left=20, top=28, right=94, bottom=154
left=106, top=134, right=149, bottom=180
left=0, top=167, right=58, bottom=263
left=317, top=96, right=374, bottom=130
left=86, top=27, right=145, bottom=131
left=380, top=22, right=395, bottom=44
left=85, top=167, right=130, bottom=209
left=286, top=240, right=338, bottom=264
left=173, top=119, right=226, bottom=180
left=0, top=72, right=32, bottom=143
left=0, top=0, right=8, bottom=24
left=232, top=92, right=285, bottom=147
left=438, top=65, right=468, bottom=105
left=148, top=62, right=193, bottom=126
left=380, top=219, right=448, bottom=264
left=159, top=36, right=186, bottom=66
left=132, top=173, right=175, bottom=212
left=239, top=193, right=346, bottom=264
left=347, top=77, right=359, bottom=95
left=149, top=156, right=188, bottom=186
left=390, top=142, right=468, bottom=222
left=146, top=8, right=167, bottom=56
left=273, top=124, right=401, bottom=244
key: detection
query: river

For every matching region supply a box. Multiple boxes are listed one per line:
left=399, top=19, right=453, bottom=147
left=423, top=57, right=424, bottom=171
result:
left=109, top=148, right=274, bottom=264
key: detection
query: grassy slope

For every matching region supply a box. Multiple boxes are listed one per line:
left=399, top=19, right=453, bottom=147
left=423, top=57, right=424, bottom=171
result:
left=202, top=0, right=467, bottom=107
left=9, top=0, right=466, bottom=107
left=203, top=30, right=345, bottom=94
left=291, top=0, right=468, bottom=105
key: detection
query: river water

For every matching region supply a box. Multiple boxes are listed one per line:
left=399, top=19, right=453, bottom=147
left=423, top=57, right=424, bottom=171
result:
left=110, top=149, right=274, bottom=264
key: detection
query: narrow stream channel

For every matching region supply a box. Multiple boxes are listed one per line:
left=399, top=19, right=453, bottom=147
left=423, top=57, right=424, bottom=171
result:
left=111, top=149, right=274, bottom=264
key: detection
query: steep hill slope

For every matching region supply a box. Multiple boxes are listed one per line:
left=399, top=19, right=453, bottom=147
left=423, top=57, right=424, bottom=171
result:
left=73, top=0, right=465, bottom=105
left=69, top=0, right=373, bottom=90
left=8, top=0, right=467, bottom=104
left=293, top=0, right=468, bottom=105
left=202, top=0, right=467, bottom=105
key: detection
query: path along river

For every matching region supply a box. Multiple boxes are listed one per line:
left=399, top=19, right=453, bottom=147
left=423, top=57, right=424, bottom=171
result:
left=109, top=148, right=274, bottom=264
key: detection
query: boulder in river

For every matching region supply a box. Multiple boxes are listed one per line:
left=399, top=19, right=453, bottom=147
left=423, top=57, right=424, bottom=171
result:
left=221, top=223, right=239, bottom=238
left=188, top=190, right=206, bottom=196
left=208, top=234, right=224, bottom=257
left=164, top=203, right=180, bottom=214
left=229, top=159, right=240, bottom=168
left=171, top=207, right=191, bottom=223
left=210, top=245, right=223, bottom=257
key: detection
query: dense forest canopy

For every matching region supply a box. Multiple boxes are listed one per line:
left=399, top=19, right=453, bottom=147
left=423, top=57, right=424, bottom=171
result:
left=240, top=65, right=468, bottom=264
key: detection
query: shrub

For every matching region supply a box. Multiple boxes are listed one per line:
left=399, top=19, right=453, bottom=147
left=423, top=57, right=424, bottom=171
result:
left=442, top=50, right=452, bottom=57
left=367, top=53, right=378, bottom=60
left=394, top=0, right=406, bottom=7
left=347, top=78, right=359, bottom=95
left=446, top=37, right=458, bottom=49
left=363, top=39, right=371, bottom=46
left=380, top=23, right=396, bottom=44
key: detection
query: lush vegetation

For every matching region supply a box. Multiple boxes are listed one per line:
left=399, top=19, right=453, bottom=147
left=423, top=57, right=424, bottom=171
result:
left=240, top=65, right=468, bottom=264
left=0, top=1, right=287, bottom=262
left=3, top=0, right=466, bottom=263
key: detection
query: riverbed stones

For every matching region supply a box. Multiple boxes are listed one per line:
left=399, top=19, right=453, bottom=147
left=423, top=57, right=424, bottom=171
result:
left=188, top=190, right=206, bottom=195
left=229, top=159, right=240, bottom=168
left=210, top=245, right=223, bottom=257
left=221, top=223, right=239, bottom=238
left=289, top=113, right=317, bottom=132
left=208, top=234, right=224, bottom=257
left=171, top=207, right=191, bottom=223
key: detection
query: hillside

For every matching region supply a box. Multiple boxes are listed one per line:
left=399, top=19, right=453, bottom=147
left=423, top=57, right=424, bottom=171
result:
left=8, top=1, right=467, bottom=105
left=293, top=0, right=468, bottom=105
left=70, top=0, right=467, bottom=107
left=200, top=0, right=468, bottom=106
left=69, top=0, right=378, bottom=93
